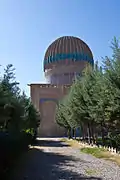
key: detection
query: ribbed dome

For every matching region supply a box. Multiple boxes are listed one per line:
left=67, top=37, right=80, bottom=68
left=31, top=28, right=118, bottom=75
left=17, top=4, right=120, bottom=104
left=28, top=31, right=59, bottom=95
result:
left=44, top=36, right=93, bottom=71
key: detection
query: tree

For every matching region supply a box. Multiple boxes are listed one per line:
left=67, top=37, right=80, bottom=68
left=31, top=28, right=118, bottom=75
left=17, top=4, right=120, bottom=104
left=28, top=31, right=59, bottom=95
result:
left=56, top=100, right=71, bottom=138
left=0, top=64, right=41, bottom=137
left=56, top=37, right=120, bottom=149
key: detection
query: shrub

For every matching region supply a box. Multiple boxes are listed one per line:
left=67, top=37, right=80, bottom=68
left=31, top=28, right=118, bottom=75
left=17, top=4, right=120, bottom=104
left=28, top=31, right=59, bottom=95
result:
left=0, top=131, right=33, bottom=176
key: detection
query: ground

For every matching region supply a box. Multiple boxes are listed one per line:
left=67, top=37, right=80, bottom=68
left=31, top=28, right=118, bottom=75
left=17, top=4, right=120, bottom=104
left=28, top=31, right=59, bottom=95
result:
left=9, top=138, right=120, bottom=180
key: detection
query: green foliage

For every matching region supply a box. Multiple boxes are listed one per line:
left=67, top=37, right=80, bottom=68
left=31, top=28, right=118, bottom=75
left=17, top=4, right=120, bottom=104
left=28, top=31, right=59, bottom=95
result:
left=56, top=101, right=69, bottom=129
left=56, top=99, right=72, bottom=138
left=0, top=64, right=41, bottom=134
left=0, top=64, right=41, bottom=175
left=56, top=37, right=120, bottom=148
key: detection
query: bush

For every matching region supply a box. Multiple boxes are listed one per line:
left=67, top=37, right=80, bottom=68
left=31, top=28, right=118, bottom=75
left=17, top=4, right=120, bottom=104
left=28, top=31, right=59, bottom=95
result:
left=0, top=131, right=32, bottom=176
left=96, top=137, right=112, bottom=147
left=0, top=64, right=41, bottom=177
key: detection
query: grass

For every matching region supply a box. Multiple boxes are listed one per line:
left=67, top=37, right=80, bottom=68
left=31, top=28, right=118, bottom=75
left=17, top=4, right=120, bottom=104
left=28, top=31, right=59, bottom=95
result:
left=85, top=168, right=99, bottom=176
left=81, top=147, right=109, bottom=158
left=81, top=147, right=120, bottom=165
left=62, top=138, right=120, bottom=166
left=61, top=138, right=82, bottom=148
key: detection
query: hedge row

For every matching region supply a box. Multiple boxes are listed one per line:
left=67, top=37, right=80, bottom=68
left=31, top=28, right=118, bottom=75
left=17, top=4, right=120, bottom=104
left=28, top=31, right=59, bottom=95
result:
left=0, top=131, right=34, bottom=177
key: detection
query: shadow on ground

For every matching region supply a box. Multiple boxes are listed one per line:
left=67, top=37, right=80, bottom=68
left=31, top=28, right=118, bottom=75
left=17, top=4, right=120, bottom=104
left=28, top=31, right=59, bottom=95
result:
left=36, top=138, right=69, bottom=147
left=8, top=139, right=102, bottom=180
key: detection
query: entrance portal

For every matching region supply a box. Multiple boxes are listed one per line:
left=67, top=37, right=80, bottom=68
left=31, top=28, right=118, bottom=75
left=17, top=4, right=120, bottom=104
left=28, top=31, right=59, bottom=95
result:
left=38, top=98, right=66, bottom=137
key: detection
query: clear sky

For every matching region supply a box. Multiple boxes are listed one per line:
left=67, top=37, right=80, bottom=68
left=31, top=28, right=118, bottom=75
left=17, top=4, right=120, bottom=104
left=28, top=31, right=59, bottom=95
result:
left=0, top=0, right=119, bottom=95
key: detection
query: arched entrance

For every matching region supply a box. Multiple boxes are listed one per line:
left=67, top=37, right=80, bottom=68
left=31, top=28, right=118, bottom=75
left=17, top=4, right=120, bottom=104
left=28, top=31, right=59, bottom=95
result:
left=38, top=98, right=66, bottom=137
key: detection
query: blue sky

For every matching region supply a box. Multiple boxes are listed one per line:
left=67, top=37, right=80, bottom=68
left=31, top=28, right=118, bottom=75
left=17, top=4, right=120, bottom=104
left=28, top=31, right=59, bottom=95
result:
left=0, top=0, right=119, bottom=95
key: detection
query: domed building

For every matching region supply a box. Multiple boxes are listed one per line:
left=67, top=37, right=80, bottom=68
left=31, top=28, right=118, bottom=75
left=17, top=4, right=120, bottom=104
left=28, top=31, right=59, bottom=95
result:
left=29, top=36, right=94, bottom=137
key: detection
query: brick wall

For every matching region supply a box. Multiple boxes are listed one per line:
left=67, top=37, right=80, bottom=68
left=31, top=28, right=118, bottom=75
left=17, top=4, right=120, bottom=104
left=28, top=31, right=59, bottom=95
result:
left=29, top=84, right=70, bottom=137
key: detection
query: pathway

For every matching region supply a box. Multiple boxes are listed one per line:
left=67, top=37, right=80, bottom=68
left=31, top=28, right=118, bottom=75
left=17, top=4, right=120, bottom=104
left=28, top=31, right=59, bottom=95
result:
left=9, top=138, right=120, bottom=180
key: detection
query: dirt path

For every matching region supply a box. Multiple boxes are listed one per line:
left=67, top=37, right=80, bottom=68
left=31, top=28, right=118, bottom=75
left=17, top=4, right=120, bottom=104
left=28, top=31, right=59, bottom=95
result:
left=9, top=138, right=120, bottom=180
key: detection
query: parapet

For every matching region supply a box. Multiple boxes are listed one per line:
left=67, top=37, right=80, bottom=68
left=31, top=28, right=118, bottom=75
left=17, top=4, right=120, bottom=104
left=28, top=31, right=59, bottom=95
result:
left=28, top=83, right=70, bottom=88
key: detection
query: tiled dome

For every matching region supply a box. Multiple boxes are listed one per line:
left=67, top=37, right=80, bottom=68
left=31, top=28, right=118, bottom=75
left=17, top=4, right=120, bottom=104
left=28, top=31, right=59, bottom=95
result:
left=44, top=36, right=93, bottom=71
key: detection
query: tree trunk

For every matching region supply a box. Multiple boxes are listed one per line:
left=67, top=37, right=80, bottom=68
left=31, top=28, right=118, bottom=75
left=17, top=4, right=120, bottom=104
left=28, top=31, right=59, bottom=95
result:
left=67, top=128, right=71, bottom=139
left=87, top=123, right=91, bottom=144
left=74, top=128, right=76, bottom=139
left=91, top=124, right=95, bottom=144
left=101, top=122, right=105, bottom=146
left=72, top=129, right=74, bottom=139
left=84, top=125, right=87, bottom=142
left=78, top=127, right=81, bottom=141
left=82, top=125, right=85, bottom=141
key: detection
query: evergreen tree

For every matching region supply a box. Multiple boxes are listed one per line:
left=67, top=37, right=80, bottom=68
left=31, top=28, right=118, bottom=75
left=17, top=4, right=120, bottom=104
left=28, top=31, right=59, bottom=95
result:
left=0, top=64, right=41, bottom=136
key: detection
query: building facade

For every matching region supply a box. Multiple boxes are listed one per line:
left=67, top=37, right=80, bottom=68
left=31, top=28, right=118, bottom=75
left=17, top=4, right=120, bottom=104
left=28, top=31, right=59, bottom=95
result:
left=29, top=36, right=94, bottom=137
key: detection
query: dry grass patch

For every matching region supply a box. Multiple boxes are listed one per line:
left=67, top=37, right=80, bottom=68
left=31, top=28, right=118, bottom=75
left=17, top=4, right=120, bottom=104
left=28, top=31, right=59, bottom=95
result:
left=61, top=138, right=82, bottom=148
left=85, top=168, right=99, bottom=176
left=81, top=147, right=120, bottom=166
